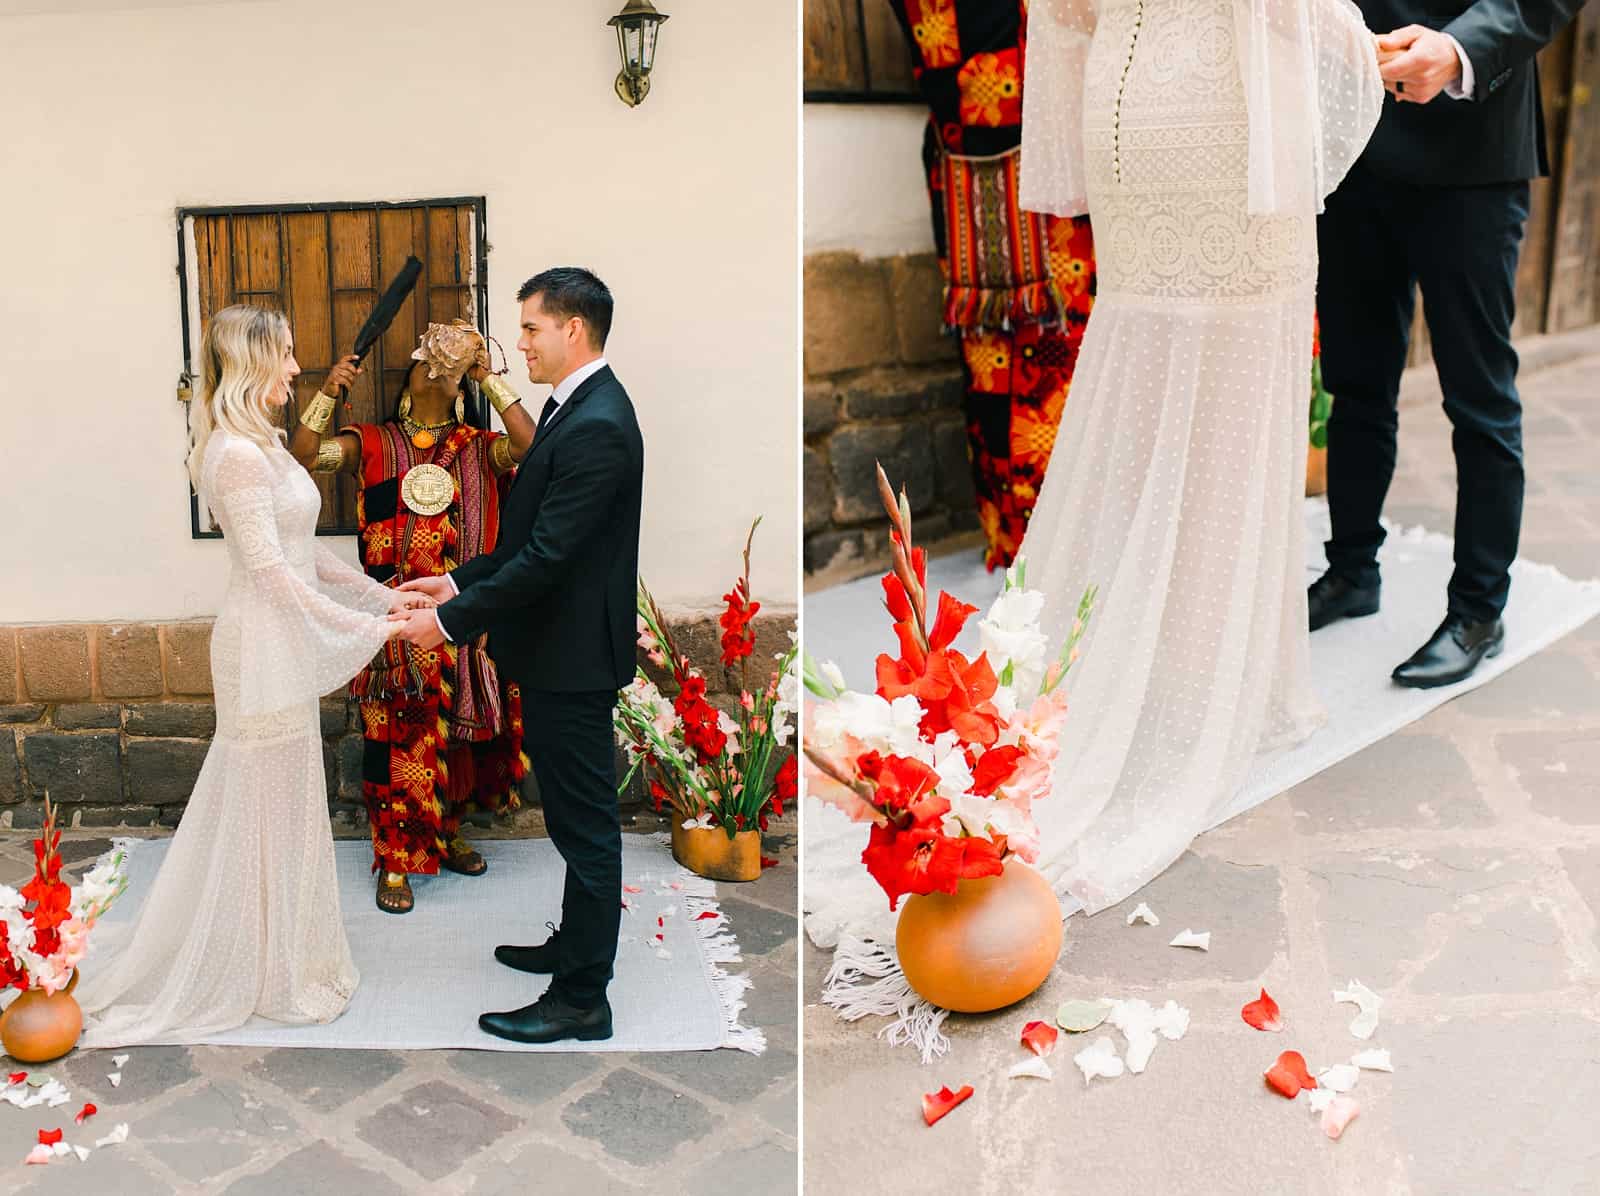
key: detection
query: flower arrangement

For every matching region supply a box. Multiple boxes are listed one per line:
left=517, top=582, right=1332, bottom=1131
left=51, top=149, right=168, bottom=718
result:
left=617, top=519, right=800, bottom=840
left=0, top=798, right=128, bottom=995
left=802, top=465, right=1094, bottom=910
left=1310, top=314, right=1333, bottom=451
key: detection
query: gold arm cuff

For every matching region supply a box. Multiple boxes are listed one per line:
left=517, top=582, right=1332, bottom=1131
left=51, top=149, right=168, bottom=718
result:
left=481, top=376, right=522, bottom=416
left=489, top=435, right=516, bottom=474
left=300, top=391, right=338, bottom=434
left=313, top=437, right=347, bottom=474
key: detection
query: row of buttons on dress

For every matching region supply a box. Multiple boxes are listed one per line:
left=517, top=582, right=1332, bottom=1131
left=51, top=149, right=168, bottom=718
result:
left=1111, top=0, right=1145, bottom=186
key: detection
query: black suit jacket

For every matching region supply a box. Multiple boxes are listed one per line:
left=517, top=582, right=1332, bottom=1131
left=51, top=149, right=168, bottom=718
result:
left=439, top=364, right=643, bottom=693
left=1354, top=0, right=1581, bottom=186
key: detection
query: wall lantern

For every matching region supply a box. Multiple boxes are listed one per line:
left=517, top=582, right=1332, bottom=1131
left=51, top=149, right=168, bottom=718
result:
left=608, top=0, right=669, bottom=108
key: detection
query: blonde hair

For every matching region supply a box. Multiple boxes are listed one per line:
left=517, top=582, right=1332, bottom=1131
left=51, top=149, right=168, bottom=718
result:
left=186, top=304, right=292, bottom=494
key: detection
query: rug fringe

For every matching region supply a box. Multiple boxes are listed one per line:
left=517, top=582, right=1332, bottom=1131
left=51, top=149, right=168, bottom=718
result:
left=821, top=933, right=949, bottom=1063
left=683, top=891, right=768, bottom=1055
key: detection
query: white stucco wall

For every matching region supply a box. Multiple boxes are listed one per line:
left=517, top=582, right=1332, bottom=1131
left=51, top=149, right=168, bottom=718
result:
left=803, top=102, right=931, bottom=258
left=0, top=0, right=798, bottom=621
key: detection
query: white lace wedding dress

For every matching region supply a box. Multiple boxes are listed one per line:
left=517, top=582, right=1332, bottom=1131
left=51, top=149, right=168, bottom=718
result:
left=77, top=431, right=395, bottom=1047
left=1013, top=0, right=1382, bottom=912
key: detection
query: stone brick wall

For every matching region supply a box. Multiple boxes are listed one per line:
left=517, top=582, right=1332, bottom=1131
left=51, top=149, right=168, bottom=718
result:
left=0, top=608, right=795, bottom=834
left=804, top=250, right=980, bottom=580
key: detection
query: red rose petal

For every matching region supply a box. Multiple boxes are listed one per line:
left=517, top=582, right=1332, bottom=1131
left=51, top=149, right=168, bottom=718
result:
left=74, top=1103, right=97, bottom=1125
left=1264, top=1050, right=1317, bottom=1099
left=694, top=911, right=719, bottom=921
left=7, top=1072, right=25, bottom=1085
left=1241, top=988, right=1284, bottom=1033
left=623, top=885, right=643, bottom=894
left=1020, top=1020, right=1060, bottom=1058
left=37, top=1129, right=62, bottom=1147
left=760, top=856, right=779, bottom=869
left=921, top=1084, right=975, bottom=1126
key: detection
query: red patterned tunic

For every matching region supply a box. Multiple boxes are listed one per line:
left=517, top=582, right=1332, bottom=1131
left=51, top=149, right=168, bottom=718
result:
left=346, top=421, right=527, bottom=875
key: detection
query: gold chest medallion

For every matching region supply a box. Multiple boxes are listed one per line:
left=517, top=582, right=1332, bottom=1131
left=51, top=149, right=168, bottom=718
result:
left=400, top=462, right=454, bottom=516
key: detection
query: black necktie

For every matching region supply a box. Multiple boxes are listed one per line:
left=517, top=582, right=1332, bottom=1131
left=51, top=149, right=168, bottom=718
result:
left=535, top=397, right=559, bottom=437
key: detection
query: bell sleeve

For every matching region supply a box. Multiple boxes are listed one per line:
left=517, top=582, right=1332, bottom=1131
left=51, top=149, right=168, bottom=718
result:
left=1233, top=0, right=1384, bottom=216
left=207, top=439, right=393, bottom=716
left=1020, top=0, right=1098, bottom=218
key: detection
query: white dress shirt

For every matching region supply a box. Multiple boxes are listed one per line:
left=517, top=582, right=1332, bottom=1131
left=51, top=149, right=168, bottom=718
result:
left=432, top=357, right=610, bottom=640
left=1443, top=34, right=1475, bottom=100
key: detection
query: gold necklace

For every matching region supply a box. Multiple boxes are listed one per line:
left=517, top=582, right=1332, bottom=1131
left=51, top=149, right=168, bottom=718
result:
left=399, top=395, right=456, bottom=450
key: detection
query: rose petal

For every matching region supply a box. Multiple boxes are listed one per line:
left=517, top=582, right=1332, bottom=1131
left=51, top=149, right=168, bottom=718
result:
left=73, top=1146, right=90, bottom=1162
left=1352, top=1048, right=1393, bottom=1073
left=1020, top=1020, right=1060, bottom=1058
left=107, top=1073, right=122, bottom=1088
left=1333, top=980, right=1383, bottom=1040
left=38, top=1129, right=63, bottom=1147
left=1056, top=999, right=1114, bottom=1033
left=1241, top=989, right=1283, bottom=1032
left=1169, top=929, right=1210, bottom=950
left=1306, top=1087, right=1337, bottom=1115
left=94, top=1124, right=129, bottom=1148
left=7, top=1072, right=25, bottom=1085
left=1321, top=1095, right=1360, bottom=1140
left=111, top=1055, right=129, bottom=1069
left=24, top=1144, right=52, bottom=1166
left=75, top=1103, right=97, bottom=1125
left=921, top=1084, right=975, bottom=1126
left=1008, top=1056, right=1053, bottom=1080
left=51, top=1142, right=71, bottom=1158
left=1264, top=1050, right=1317, bottom=1098
left=760, top=856, right=779, bottom=869
left=1125, top=902, right=1160, bottom=927
left=1073, top=1037, right=1125, bottom=1085
left=1318, top=1064, right=1360, bottom=1094
left=623, top=885, right=643, bottom=894
left=694, top=911, right=720, bottom=921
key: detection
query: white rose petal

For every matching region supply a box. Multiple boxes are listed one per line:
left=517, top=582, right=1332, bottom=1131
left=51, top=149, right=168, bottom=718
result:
left=1333, top=980, right=1383, bottom=1040
left=1352, top=1048, right=1393, bottom=1073
left=1169, top=929, right=1210, bottom=951
left=1318, top=1064, right=1360, bottom=1094
left=1073, top=1037, right=1125, bottom=1085
left=94, top=1124, right=130, bottom=1148
left=1007, top=1056, right=1053, bottom=1081
left=1126, top=902, right=1160, bottom=927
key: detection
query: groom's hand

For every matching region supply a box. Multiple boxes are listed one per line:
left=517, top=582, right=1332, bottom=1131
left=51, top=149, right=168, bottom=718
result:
left=398, top=575, right=454, bottom=604
left=388, top=606, right=446, bottom=649
left=387, top=591, right=436, bottom=614
left=1377, top=26, right=1463, bottom=104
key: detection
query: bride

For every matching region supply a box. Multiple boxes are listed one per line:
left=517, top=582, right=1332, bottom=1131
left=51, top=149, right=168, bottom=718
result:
left=1015, top=0, right=1382, bottom=912
left=77, top=305, right=420, bottom=1046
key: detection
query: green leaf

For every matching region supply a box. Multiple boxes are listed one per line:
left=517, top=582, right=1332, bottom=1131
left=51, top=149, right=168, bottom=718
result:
left=1310, top=425, right=1328, bottom=450
left=1056, top=998, right=1115, bottom=1033
left=1311, top=392, right=1332, bottom=423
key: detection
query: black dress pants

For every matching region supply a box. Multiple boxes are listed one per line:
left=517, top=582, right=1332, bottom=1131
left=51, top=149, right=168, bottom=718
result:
left=521, top=687, right=621, bottom=1008
left=1316, top=160, right=1530, bottom=623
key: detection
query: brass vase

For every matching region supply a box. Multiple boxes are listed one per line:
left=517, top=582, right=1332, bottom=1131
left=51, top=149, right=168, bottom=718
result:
left=896, top=859, right=1063, bottom=1013
left=1, top=970, right=82, bottom=1064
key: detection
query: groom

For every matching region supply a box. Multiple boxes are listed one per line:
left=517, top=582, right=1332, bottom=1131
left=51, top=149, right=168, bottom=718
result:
left=1310, top=0, right=1580, bottom=687
left=391, top=267, right=644, bottom=1043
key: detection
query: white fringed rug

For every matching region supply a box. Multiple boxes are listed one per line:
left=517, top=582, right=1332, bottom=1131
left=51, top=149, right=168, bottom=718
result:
left=803, top=500, right=1600, bottom=1058
left=88, top=834, right=764, bottom=1054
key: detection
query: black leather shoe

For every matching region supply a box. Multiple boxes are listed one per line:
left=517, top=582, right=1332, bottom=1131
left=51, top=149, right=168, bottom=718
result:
left=1308, top=571, right=1381, bottom=631
left=1392, top=614, right=1504, bottom=689
left=478, top=991, right=613, bottom=1044
left=494, top=923, right=561, bottom=974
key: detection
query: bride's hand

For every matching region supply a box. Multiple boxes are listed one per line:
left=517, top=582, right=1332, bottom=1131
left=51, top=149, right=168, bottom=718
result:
left=388, top=592, right=436, bottom=613
left=397, top=574, right=453, bottom=604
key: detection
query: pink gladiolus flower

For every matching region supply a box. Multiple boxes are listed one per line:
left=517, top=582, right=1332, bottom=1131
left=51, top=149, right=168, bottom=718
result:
left=740, top=692, right=755, bottom=711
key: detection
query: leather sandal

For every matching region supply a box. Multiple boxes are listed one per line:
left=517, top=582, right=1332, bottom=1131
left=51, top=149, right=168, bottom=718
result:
left=441, top=836, right=488, bottom=877
left=376, top=871, right=414, bottom=914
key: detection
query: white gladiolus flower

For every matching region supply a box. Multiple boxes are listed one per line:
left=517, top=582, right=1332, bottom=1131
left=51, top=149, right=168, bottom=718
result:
left=979, top=586, right=1049, bottom=695
left=819, top=660, right=847, bottom=692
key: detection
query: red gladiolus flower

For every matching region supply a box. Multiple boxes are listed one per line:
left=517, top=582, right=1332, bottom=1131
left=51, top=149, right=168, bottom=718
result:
left=970, top=745, right=1025, bottom=797
left=921, top=1084, right=974, bottom=1126
left=719, top=582, right=760, bottom=667
left=1241, top=989, right=1283, bottom=1033
left=772, top=755, right=797, bottom=818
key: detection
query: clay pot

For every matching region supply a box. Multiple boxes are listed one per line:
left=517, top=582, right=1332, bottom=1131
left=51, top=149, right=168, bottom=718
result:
left=896, top=859, right=1063, bottom=1013
left=1305, top=445, right=1328, bottom=497
left=1, top=971, right=82, bottom=1063
left=670, top=822, right=762, bottom=882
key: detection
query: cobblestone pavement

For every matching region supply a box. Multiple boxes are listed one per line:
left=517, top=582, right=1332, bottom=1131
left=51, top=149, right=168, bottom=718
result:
left=804, top=330, right=1600, bottom=1195
left=0, top=817, right=797, bottom=1194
